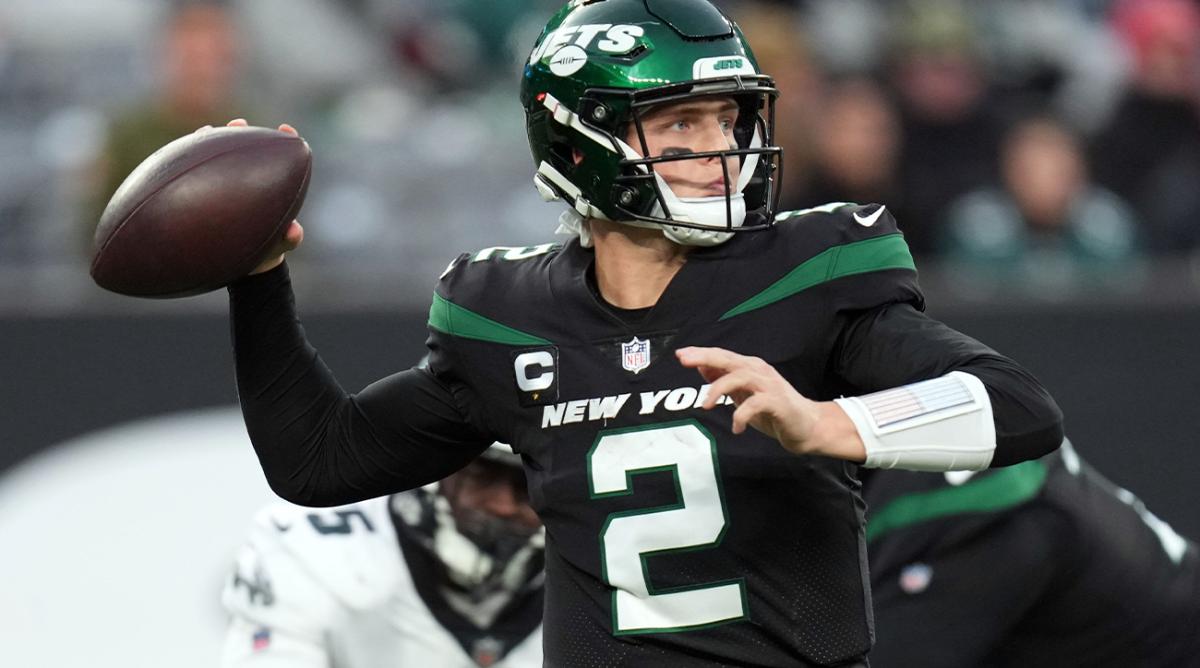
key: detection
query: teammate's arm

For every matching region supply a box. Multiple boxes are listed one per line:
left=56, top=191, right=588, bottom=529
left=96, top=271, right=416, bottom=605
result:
left=229, top=263, right=492, bottom=507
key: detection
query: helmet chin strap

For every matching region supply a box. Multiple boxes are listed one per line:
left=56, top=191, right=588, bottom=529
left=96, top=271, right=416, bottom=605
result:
left=647, top=135, right=760, bottom=246
left=652, top=175, right=747, bottom=247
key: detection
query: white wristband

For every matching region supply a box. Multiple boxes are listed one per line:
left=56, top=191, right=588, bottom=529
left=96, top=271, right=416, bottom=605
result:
left=834, top=371, right=995, bottom=471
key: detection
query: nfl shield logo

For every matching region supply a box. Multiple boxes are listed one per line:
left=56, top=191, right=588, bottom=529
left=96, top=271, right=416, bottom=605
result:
left=899, top=562, right=933, bottom=594
left=621, top=337, right=651, bottom=374
left=471, top=636, right=503, bottom=667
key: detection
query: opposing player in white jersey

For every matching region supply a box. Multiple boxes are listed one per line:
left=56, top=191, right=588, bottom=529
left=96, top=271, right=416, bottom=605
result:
left=221, top=443, right=544, bottom=667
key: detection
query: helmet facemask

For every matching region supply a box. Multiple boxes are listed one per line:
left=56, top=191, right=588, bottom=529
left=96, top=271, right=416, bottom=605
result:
left=615, top=79, right=782, bottom=245
left=534, top=77, right=781, bottom=247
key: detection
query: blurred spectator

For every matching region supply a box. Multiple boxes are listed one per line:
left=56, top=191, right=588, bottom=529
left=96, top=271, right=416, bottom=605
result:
left=887, top=0, right=1005, bottom=254
left=731, top=2, right=823, bottom=202
left=786, top=77, right=911, bottom=234
left=87, top=1, right=244, bottom=246
left=942, top=115, right=1141, bottom=293
left=965, top=1, right=1127, bottom=133
left=1091, top=0, right=1200, bottom=253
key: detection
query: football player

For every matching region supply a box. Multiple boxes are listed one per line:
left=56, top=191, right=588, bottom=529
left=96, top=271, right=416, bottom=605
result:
left=223, top=0, right=1063, bottom=665
left=864, top=439, right=1200, bottom=667
left=221, top=443, right=544, bottom=667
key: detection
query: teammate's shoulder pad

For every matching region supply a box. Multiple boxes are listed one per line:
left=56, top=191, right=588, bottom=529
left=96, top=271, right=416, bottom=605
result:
left=250, top=498, right=403, bottom=611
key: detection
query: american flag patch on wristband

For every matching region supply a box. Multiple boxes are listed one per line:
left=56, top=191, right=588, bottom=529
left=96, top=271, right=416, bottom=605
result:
left=860, top=375, right=976, bottom=428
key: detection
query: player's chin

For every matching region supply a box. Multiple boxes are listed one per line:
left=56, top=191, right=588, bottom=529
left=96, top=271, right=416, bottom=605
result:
left=672, top=185, right=730, bottom=198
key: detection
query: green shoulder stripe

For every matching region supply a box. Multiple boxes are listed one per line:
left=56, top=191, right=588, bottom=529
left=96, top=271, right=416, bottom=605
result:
left=720, top=233, right=915, bottom=320
left=428, top=293, right=551, bottom=346
left=866, top=460, right=1049, bottom=544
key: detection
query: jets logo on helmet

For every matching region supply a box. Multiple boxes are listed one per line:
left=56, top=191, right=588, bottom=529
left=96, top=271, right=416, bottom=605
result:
left=521, top=0, right=783, bottom=247
left=528, top=23, right=647, bottom=65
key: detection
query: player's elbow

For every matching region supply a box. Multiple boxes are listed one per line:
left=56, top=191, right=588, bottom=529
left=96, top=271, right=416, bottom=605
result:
left=991, top=391, right=1064, bottom=467
left=263, top=476, right=351, bottom=508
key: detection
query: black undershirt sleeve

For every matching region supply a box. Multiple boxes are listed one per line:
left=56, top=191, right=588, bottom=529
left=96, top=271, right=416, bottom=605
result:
left=228, top=263, right=492, bottom=507
left=833, top=302, right=1064, bottom=467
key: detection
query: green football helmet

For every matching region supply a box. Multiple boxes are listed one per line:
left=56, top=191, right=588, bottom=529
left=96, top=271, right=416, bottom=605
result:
left=520, top=0, right=783, bottom=246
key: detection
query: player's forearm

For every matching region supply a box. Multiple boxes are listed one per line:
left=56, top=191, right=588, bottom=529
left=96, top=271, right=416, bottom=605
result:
left=956, top=357, right=1062, bottom=466
left=227, top=264, right=488, bottom=505
left=228, top=263, right=375, bottom=505
left=835, top=303, right=1063, bottom=469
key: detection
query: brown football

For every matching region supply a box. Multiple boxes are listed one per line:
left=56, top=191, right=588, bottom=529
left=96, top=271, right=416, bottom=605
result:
left=90, top=126, right=311, bottom=298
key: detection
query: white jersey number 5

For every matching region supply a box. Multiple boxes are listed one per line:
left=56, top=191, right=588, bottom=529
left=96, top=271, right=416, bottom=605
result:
left=589, top=420, right=747, bottom=635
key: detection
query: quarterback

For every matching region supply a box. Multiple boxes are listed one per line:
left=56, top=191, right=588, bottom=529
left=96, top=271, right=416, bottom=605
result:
left=225, top=0, right=1062, bottom=665
left=221, top=444, right=544, bottom=667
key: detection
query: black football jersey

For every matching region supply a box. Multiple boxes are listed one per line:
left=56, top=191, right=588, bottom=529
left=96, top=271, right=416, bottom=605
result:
left=425, top=204, right=924, bottom=666
left=864, top=440, right=1200, bottom=668
left=231, top=202, right=1060, bottom=666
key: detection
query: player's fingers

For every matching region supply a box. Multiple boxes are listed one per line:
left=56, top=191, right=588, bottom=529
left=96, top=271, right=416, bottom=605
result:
left=694, top=364, right=725, bottom=385
left=282, top=220, right=304, bottom=249
left=704, top=368, right=762, bottom=409
left=730, top=395, right=769, bottom=435
left=226, top=118, right=249, bottom=127
left=677, top=346, right=749, bottom=374
left=278, top=123, right=298, bottom=136
left=249, top=222, right=305, bottom=276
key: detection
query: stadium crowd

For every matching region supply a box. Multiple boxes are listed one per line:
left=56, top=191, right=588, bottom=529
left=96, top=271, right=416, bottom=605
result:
left=0, top=0, right=1198, bottom=307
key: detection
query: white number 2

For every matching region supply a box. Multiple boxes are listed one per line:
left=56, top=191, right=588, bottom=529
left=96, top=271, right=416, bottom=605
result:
left=588, top=421, right=747, bottom=635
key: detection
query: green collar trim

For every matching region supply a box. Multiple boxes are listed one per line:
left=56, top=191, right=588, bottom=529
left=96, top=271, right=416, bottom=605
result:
left=866, top=460, right=1049, bottom=544
left=428, top=293, right=552, bottom=346
left=720, top=234, right=915, bottom=320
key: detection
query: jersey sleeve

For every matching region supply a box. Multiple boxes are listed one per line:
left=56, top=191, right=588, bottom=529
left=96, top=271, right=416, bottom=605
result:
left=832, top=302, right=1063, bottom=466
left=773, top=203, right=925, bottom=314
left=778, top=204, right=1062, bottom=466
left=228, top=263, right=494, bottom=507
left=221, top=617, right=330, bottom=668
left=221, top=508, right=344, bottom=668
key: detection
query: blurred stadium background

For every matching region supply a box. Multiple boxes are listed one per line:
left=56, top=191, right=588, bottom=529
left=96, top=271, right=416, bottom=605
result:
left=0, top=0, right=1197, bottom=665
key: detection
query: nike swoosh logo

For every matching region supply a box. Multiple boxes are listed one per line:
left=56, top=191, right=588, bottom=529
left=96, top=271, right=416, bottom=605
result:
left=853, top=206, right=886, bottom=227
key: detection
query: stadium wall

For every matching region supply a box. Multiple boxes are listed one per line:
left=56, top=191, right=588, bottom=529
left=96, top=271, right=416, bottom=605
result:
left=2, top=304, right=1196, bottom=539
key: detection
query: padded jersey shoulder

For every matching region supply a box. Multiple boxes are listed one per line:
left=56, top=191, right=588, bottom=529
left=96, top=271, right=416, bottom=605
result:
left=712, top=202, right=923, bottom=320
left=771, top=202, right=910, bottom=256
left=435, top=243, right=562, bottom=312
left=233, top=498, right=405, bottom=615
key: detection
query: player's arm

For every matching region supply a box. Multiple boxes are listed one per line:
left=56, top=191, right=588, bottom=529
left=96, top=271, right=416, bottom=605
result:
left=222, top=616, right=330, bottom=668
left=678, top=304, right=1061, bottom=470
left=221, top=521, right=342, bottom=668
left=832, top=302, right=1063, bottom=469
left=228, top=263, right=492, bottom=507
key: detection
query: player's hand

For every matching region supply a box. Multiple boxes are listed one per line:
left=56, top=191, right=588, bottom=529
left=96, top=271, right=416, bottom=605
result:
left=676, top=346, right=865, bottom=462
left=222, top=118, right=305, bottom=275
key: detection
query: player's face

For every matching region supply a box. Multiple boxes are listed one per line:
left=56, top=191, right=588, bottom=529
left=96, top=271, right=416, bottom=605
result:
left=627, top=96, right=741, bottom=198
left=442, top=459, right=541, bottom=532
